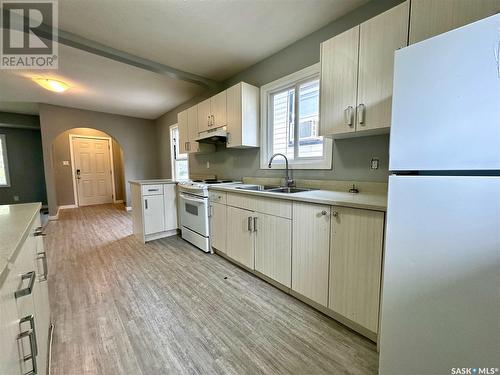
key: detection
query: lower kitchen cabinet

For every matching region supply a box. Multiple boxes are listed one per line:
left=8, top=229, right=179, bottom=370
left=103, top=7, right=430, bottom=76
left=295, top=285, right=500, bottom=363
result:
left=130, top=182, right=178, bottom=242
left=254, top=212, right=291, bottom=287
left=329, top=206, right=385, bottom=333
left=292, top=202, right=331, bottom=307
left=0, top=205, right=51, bottom=375
left=226, top=206, right=255, bottom=268
left=209, top=202, right=227, bottom=253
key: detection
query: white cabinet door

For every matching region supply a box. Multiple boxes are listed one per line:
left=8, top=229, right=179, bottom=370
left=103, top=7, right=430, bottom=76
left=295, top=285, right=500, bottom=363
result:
left=211, top=90, right=227, bottom=128
left=409, top=0, right=500, bottom=44
left=34, top=231, right=50, bottom=375
left=292, top=202, right=331, bottom=306
left=210, top=202, right=227, bottom=253
left=143, top=195, right=165, bottom=235
left=226, top=206, right=254, bottom=269
left=226, top=82, right=259, bottom=148
left=197, top=98, right=212, bottom=133
left=319, top=26, right=359, bottom=137
left=254, top=213, right=291, bottom=287
left=0, top=268, right=23, bottom=375
left=356, top=1, right=409, bottom=132
left=163, top=184, right=178, bottom=231
left=186, top=105, right=199, bottom=153
left=177, top=110, right=189, bottom=154
left=329, top=206, right=384, bottom=333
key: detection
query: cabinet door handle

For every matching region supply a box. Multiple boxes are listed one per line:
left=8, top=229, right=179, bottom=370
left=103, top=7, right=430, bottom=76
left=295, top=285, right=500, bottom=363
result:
left=321, top=210, right=330, bottom=216
left=247, top=217, right=252, bottom=232
left=34, top=228, right=46, bottom=237
left=211, top=114, right=215, bottom=126
left=344, top=106, right=354, bottom=127
left=253, top=217, right=257, bottom=232
left=226, top=132, right=230, bottom=145
left=357, top=104, right=365, bottom=126
left=332, top=211, right=339, bottom=217
left=20, top=315, right=38, bottom=356
left=207, top=115, right=211, bottom=126
left=15, top=271, right=36, bottom=298
left=145, top=199, right=148, bottom=210
left=37, top=252, right=48, bottom=281
left=17, top=327, right=37, bottom=375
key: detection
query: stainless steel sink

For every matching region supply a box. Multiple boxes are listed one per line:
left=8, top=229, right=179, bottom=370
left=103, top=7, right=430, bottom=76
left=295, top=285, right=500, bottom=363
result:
left=234, top=185, right=278, bottom=191
left=266, top=187, right=316, bottom=194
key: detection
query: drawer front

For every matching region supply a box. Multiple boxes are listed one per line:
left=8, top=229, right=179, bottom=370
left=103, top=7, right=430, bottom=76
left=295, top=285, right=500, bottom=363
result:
left=209, top=191, right=226, bottom=204
left=227, top=192, right=292, bottom=219
left=141, top=184, right=164, bottom=196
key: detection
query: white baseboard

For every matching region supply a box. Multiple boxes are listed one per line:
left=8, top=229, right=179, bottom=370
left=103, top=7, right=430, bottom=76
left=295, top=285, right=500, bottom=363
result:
left=59, top=204, right=77, bottom=209
left=126, top=206, right=132, bottom=212
left=48, top=204, right=77, bottom=221
left=114, top=200, right=124, bottom=204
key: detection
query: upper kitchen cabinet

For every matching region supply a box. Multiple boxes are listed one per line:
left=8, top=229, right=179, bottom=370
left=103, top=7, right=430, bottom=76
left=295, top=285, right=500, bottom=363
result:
left=198, top=90, right=227, bottom=133
left=226, top=82, right=259, bottom=148
left=320, top=1, right=409, bottom=138
left=409, top=0, right=500, bottom=44
left=319, top=26, right=359, bottom=136
left=178, top=110, right=189, bottom=154
left=178, top=107, right=214, bottom=154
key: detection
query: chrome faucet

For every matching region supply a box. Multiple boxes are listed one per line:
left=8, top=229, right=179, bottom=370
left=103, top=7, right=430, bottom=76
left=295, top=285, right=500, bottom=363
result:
left=268, top=153, right=295, bottom=187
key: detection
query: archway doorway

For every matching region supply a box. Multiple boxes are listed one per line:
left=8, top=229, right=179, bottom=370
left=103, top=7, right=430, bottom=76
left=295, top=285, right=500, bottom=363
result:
left=51, top=128, right=125, bottom=208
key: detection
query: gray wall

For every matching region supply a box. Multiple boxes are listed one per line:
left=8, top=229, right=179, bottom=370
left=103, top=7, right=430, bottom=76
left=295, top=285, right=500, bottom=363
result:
left=39, top=104, right=159, bottom=215
left=155, top=0, right=404, bottom=182
left=52, top=128, right=125, bottom=206
left=0, top=126, right=47, bottom=205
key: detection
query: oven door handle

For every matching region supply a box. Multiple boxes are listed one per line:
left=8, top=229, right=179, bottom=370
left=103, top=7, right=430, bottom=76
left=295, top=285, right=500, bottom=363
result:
left=180, top=193, right=206, bottom=204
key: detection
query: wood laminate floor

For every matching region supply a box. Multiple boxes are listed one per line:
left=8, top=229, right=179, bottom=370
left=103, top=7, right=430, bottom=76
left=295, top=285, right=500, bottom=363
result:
left=45, top=204, right=378, bottom=375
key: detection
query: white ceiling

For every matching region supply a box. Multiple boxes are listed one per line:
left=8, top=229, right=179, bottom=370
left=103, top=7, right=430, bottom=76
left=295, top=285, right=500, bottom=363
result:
left=1, top=0, right=368, bottom=119
left=58, top=0, right=367, bottom=80
left=0, top=44, right=204, bottom=119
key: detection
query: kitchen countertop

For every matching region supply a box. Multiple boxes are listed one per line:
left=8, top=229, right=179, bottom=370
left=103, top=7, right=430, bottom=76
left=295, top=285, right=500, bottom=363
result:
left=0, top=202, right=41, bottom=279
left=129, top=179, right=177, bottom=185
left=209, top=184, right=387, bottom=211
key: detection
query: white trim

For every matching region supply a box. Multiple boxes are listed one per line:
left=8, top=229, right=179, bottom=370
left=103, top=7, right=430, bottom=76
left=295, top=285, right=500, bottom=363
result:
left=259, top=63, right=332, bottom=170
left=0, top=134, right=11, bottom=187
left=169, top=124, right=177, bottom=180
left=69, top=134, right=116, bottom=206
left=59, top=204, right=77, bottom=209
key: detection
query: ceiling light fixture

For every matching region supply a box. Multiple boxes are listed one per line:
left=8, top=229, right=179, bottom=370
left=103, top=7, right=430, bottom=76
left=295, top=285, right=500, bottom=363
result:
left=34, top=78, right=70, bottom=93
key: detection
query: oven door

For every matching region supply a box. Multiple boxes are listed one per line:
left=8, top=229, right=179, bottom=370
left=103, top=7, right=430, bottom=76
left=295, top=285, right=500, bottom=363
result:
left=179, top=192, right=209, bottom=237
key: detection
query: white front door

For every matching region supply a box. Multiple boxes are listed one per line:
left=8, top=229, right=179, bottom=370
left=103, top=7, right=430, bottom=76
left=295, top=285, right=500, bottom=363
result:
left=72, top=137, right=113, bottom=206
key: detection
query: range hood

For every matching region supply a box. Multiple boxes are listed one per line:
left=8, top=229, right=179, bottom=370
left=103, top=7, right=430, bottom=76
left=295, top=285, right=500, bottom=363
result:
left=196, top=126, right=227, bottom=144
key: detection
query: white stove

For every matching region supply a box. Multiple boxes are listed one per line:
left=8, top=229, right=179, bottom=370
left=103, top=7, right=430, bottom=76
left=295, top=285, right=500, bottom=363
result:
left=178, top=179, right=238, bottom=252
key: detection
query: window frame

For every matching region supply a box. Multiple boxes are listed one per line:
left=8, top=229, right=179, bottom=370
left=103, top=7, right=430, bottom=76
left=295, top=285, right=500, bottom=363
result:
left=0, top=134, right=11, bottom=187
left=260, top=63, right=332, bottom=170
left=169, top=124, right=189, bottom=180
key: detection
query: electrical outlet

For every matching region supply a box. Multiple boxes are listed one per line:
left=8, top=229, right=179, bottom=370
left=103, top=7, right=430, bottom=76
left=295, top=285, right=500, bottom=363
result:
left=206, top=161, right=210, bottom=169
left=370, top=158, right=379, bottom=170
left=63, top=160, right=70, bottom=166
left=13, top=195, right=19, bottom=201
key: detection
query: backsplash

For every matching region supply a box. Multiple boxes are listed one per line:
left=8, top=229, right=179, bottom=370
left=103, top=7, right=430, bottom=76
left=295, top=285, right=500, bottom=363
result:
left=190, top=134, right=390, bottom=183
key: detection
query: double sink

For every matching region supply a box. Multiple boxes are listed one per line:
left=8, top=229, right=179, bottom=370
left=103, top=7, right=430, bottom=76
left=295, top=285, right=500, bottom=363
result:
left=235, top=185, right=316, bottom=194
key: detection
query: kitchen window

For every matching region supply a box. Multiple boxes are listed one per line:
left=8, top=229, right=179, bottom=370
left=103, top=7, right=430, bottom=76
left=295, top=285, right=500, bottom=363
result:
left=260, top=63, right=332, bottom=169
left=170, top=125, right=189, bottom=180
left=0, top=134, right=10, bottom=187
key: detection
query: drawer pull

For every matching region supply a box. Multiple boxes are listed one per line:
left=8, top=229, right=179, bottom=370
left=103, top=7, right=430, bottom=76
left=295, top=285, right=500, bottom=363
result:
left=37, top=252, right=48, bottom=281
left=253, top=217, right=258, bottom=232
left=17, top=325, right=37, bottom=375
left=15, top=271, right=36, bottom=298
left=20, top=315, right=38, bottom=356
left=148, top=188, right=159, bottom=192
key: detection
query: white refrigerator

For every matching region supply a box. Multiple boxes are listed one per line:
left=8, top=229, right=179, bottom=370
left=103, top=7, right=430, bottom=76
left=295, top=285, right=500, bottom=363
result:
left=379, top=14, right=500, bottom=375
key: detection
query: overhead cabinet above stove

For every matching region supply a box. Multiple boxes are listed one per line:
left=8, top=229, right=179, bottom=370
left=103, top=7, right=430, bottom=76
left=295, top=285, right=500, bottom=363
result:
left=178, top=81, right=259, bottom=153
